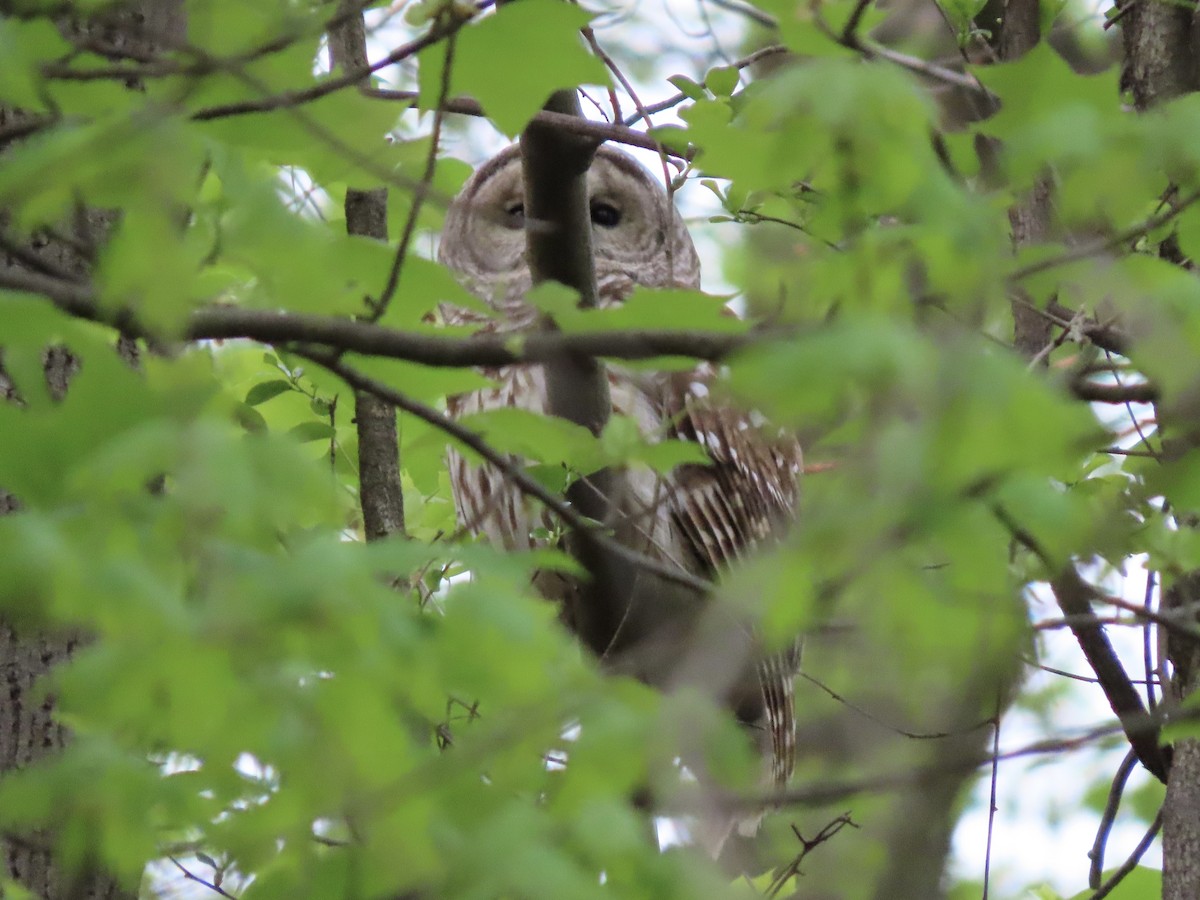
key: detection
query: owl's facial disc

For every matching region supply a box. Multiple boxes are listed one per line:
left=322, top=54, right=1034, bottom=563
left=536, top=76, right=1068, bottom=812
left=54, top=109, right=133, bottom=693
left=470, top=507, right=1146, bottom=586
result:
left=440, top=145, right=700, bottom=293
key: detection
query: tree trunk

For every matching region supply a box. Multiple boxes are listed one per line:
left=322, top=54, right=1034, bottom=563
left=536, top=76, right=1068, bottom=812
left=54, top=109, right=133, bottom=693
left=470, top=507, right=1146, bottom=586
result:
left=1115, top=2, right=1200, bottom=896
left=327, top=8, right=406, bottom=543
left=0, top=3, right=183, bottom=896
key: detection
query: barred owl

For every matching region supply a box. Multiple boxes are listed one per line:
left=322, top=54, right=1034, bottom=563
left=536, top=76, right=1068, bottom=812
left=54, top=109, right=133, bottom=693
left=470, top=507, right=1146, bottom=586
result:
left=438, top=144, right=802, bottom=850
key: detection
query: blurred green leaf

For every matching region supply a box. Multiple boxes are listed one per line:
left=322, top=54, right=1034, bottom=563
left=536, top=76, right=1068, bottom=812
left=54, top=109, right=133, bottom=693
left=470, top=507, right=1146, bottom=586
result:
left=420, top=0, right=608, bottom=135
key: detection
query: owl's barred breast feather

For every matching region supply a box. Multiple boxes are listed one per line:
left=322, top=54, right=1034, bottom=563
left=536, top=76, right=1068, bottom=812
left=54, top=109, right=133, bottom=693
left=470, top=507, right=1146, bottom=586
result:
left=439, top=144, right=802, bottom=850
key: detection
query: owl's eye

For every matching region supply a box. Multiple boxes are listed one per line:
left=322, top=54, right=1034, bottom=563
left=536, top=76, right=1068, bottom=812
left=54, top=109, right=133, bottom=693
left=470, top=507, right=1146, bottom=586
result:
left=503, top=202, right=525, bottom=229
left=590, top=202, right=621, bottom=228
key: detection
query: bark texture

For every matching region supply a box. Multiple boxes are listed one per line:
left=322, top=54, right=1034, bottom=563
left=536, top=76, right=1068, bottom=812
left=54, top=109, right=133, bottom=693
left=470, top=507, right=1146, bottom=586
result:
left=1163, top=573, right=1200, bottom=899
left=328, top=8, right=406, bottom=543
left=515, top=90, right=639, bottom=662
left=0, top=3, right=183, bottom=897
left=1008, top=176, right=1054, bottom=360
left=1000, top=0, right=1054, bottom=361
left=1120, top=0, right=1197, bottom=110
left=1117, top=0, right=1200, bottom=895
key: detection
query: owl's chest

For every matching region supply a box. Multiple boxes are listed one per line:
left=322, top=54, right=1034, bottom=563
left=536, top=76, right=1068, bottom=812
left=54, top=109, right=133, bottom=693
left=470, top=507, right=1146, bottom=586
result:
left=446, top=365, right=679, bottom=558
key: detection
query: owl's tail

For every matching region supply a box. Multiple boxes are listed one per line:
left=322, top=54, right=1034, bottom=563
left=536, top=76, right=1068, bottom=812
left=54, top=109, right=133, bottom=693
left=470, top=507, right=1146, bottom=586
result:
left=693, top=642, right=801, bottom=861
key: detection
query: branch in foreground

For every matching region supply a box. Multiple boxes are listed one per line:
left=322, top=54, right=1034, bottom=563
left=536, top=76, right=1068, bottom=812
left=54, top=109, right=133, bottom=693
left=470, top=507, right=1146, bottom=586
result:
left=1071, top=380, right=1159, bottom=404
left=999, top=507, right=1170, bottom=782
left=193, top=308, right=754, bottom=365
left=1051, top=571, right=1169, bottom=781
left=0, top=266, right=758, bottom=365
left=705, top=712, right=1171, bottom=815
left=367, top=91, right=687, bottom=159
left=11, top=265, right=1169, bottom=410
left=190, top=15, right=469, bottom=122
left=1009, top=187, right=1200, bottom=283
left=330, top=1, right=407, bottom=544
left=298, top=349, right=712, bottom=596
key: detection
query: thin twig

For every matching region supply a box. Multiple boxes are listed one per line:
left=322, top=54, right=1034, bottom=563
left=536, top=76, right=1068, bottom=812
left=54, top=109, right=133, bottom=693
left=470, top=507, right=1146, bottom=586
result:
left=621, top=44, right=788, bottom=127
left=999, top=507, right=1170, bottom=781
left=1087, top=809, right=1163, bottom=900
left=765, top=814, right=858, bottom=896
left=810, top=2, right=992, bottom=96
left=369, top=89, right=691, bottom=158
left=982, top=698, right=1002, bottom=900
left=1090, top=583, right=1200, bottom=641
left=190, top=15, right=469, bottom=121
left=1089, top=749, right=1139, bottom=889
left=841, top=0, right=875, bottom=44
left=168, top=857, right=238, bottom=899
left=1010, top=188, right=1200, bottom=282
left=801, top=672, right=992, bottom=740
left=1022, top=657, right=1159, bottom=686
left=704, top=0, right=778, bottom=29
left=719, top=709, right=1183, bottom=814
left=1102, top=0, right=1138, bottom=30
left=1072, top=381, right=1159, bottom=404
left=0, top=115, right=55, bottom=147
left=369, top=24, right=456, bottom=322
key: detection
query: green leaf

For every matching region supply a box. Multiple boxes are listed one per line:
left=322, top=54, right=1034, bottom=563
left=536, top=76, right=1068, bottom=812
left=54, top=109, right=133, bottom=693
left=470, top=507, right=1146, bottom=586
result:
left=245, top=379, right=294, bottom=406
left=456, top=407, right=607, bottom=471
left=0, top=18, right=70, bottom=109
left=425, top=0, right=608, bottom=135
left=234, top=402, right=269, bottom=434
left=556, top=287, right=745, bottom=335
left=287, top=420, right=337, bottom=443
left=667, top=74, right=706, bottom=101
left=625, top=438, right=709, bottom=473
left=1066, top=867, right=1160, bottom=899
left=937, top=0, right=988, bottom=36
left=704, top=66, right=739, bottom=97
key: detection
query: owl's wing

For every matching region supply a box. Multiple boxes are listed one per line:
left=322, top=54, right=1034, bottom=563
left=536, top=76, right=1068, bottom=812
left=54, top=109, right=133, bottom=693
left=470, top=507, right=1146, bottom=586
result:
left=658, top=366, right=803, bottom=791
left=661, top=366, right=802, bottom=574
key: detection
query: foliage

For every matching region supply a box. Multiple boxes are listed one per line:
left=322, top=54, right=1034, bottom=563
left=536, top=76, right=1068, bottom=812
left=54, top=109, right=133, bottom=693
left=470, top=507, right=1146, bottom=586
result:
left=0, top=0, right=1193, bottom=896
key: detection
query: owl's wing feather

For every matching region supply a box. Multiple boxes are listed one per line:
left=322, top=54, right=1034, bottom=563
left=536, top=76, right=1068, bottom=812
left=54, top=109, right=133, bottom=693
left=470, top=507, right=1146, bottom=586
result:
left=660, top=368, right=803, bottom=791
left=663, top=368, right=802, bottom=573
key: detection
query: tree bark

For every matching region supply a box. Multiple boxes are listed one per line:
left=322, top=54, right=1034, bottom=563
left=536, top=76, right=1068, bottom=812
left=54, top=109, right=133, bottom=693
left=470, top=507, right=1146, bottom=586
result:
left=0, top=3, right=183, bottom=896
left=515, top=91, right=637, bottom=662
left=1120, top=0, right=1197, bottom=111
left=1162, top=572, right=1200, bottom=899
left=1000, top=0, right=1055, bottom=361
left=1115, top=1, right=1200, bottom=895
left=328, top=8, right=406, bottom=543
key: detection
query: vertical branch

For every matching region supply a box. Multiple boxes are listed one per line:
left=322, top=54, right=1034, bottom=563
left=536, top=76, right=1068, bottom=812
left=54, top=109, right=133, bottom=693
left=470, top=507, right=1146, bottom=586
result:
left=1163, top=573, right=1200, bottom=898
left=0, top=3, right=183, bottom=896
left=516, top=79, right=650, bottom=657
left=328, top=7, right=406, bottom=541
left=1120, top=0, right=1196, bottom=111
left=518, top=88, right=607, bottom=437
left=1116, top=0, right=1200, bottom=892
left=999, top=0, right=1054, bottom=360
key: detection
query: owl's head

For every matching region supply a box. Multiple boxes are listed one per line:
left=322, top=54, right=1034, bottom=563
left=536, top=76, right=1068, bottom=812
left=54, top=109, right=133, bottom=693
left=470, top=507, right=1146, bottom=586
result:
left=438, top=144, right=700, bottom=304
